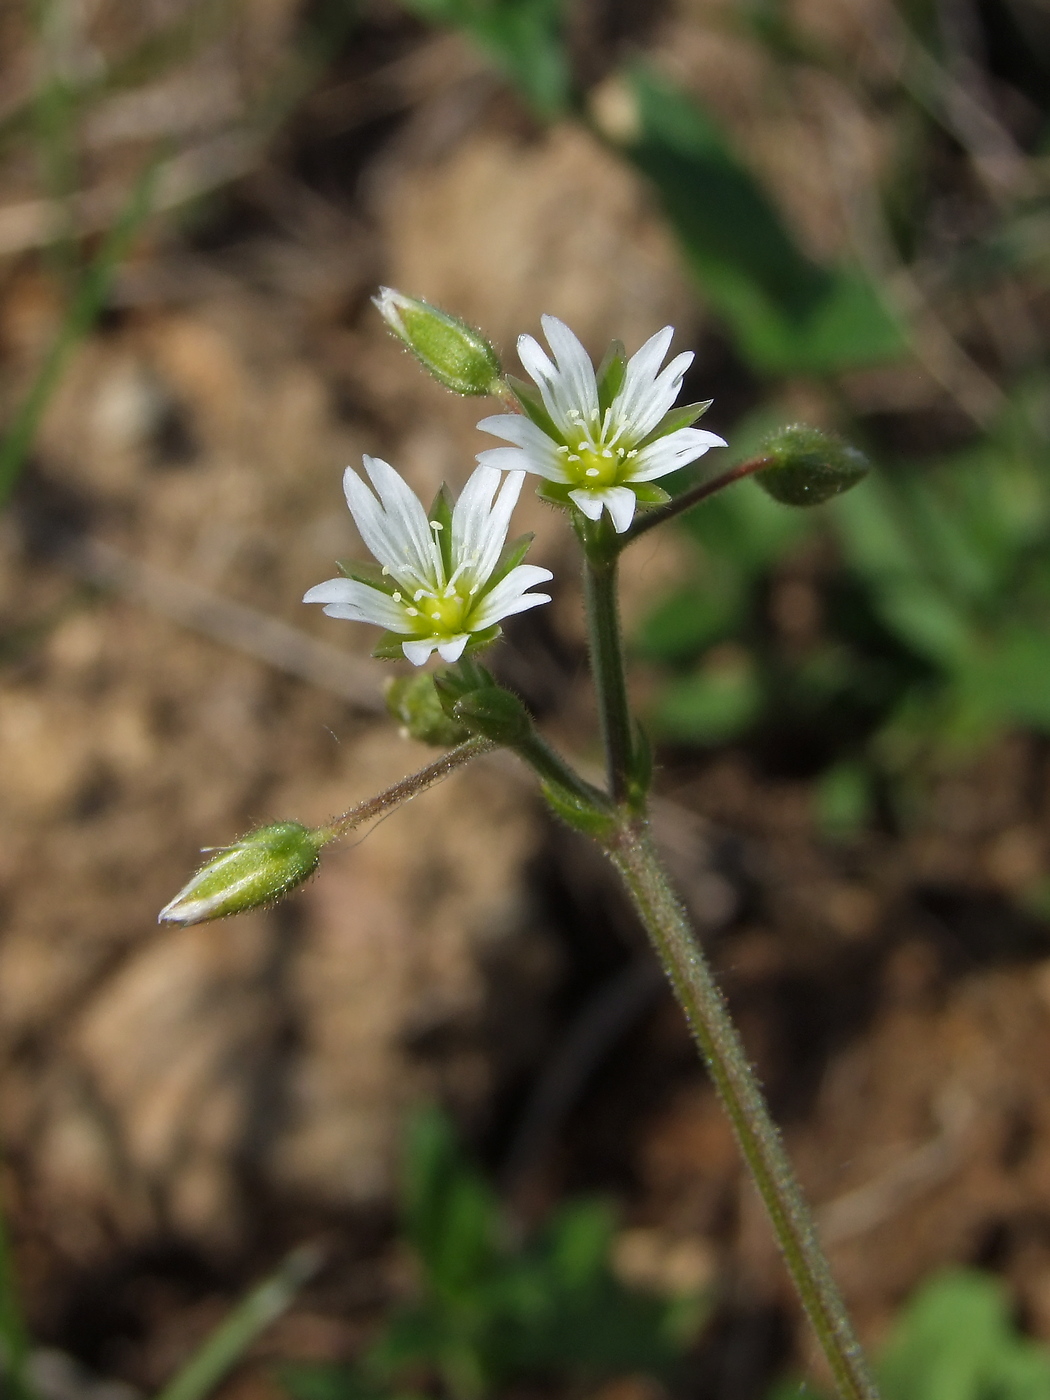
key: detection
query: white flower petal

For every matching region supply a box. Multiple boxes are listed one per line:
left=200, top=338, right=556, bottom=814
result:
left=343, top=459, right=438, bottom=591
left=304, top=577, right=408, bottom=630
left=437, top=634, right=470, bottom=663
left=540, top=315, right=600, bottom=427
left=451, top=463, right=500, bottom=578
left=517, top=333, right=567, bottom=433
left=568, top=487, right=637, bottom=531
left=629, top=427, right=727, bottom=482
left=567, top=489, right=605, bottom=521
left=402, top=638, right=439, bottom=666
left=460, top=468, right=524, bottom=584
left=612, top=327, right=675, bottom=431
left=471, top=563, right=553, bottom=630
left=603, top=486, right=639, bottom=533
left=475, top=444, right=569, bottom=483
left=362, top=455, right=442, bottom=584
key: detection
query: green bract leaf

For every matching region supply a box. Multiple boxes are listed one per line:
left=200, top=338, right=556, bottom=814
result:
left=596, top=340, right=627, bottom=413
left=505, top=375, right=564, bottom=441
left=636, top=400, right=713, bottom=448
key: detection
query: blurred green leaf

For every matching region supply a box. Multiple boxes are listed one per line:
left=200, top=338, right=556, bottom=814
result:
left=815, top=762, right=874, bottom=839
left=654, top=648, right=763, bottom=743
left=401, top=0, right=568, bottom=116
left=284, top=1108, right=704, bottom=1400
left=879, top=1270, right=1050, bottom=1400
left=625, top=68, right=906, bottom=375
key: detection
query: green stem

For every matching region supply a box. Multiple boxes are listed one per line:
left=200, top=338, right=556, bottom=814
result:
left=317, top=738, right=494, bottom=844
left=609, top=824, right=880, bottom=1400
left=618, top=456, right=772, bottom=549
left=581, top=523, right=633, bottom=803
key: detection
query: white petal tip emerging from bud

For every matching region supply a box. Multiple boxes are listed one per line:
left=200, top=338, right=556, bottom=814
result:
left=159, top=821, right=322, bottom=926
left=371, top=286, right=502, bottom=396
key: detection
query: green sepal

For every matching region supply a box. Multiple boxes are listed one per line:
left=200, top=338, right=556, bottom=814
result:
left=537, top=481, right=575, bottom=509
left=630, top=483, right=672, bottom=506
left=159, top=821, right=322, bottom=926
left=627, top=720, right=653, bottom=809
left=596, top=340, right=627, bottom=413
left=386, top=673, right=470, bottom=746
left=486, top=533, right=534, bottom=590
left=337, top=558, right=396, bottom=593
left=504, top=375, right=564, bottom=442
left=539, top=780, right=619, bottom=841
left=372, top=631, right=411, bottom=660
left=452, top=687, right=534, bottom=746
left=462, top=623, right=502, bottom=654
left=428, top=484, right=455, bottom=577
left=636, top=400, right=713, bottom=449
left=433, top=661, right=496, bottom=718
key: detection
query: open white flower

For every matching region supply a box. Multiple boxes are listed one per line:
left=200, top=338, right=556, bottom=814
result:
left=304, top=455, right=552, bottom=665
left=476, top=316, right=726, bottom=532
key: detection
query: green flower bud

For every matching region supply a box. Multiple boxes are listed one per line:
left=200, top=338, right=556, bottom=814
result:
left=451, top=686, right=533, bottom=747
left=755, top=424, right=869, bottom=506
left=159, top=821, right=322, bottom=926
left=373, top=287, right=502, bottom=396
left=387, top=673, right=470, bottom=747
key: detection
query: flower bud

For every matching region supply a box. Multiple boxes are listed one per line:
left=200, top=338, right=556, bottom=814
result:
left=451, top=686, right=533, bottom=747
left=159, top=821, right=322, bottom=926
left=755, top=425, right=869, bottom=506
left=387, top=673, right=470, bottom=747
left=373, top=287, right=502, bottom=396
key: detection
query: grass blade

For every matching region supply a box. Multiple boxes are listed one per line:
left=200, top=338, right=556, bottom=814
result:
left=0, top=152, right=160, bottom=509
left=0, top=1190, right=35, bottom=1400
left=153, top=1245, right=323, bottom=1400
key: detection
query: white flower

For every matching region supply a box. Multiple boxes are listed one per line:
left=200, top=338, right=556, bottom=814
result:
left=476, top=316, right=726, bottom=532
left=304, top=455, right=552, bottom=665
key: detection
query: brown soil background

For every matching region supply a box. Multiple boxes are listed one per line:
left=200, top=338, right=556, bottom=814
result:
left=3, top=1, right=1050, bottom=1396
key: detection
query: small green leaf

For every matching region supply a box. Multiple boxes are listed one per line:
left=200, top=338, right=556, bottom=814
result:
left=337, top=559, right=395, bottom=593
left=636, top=400, right=713, bottom=448
left=505, top=375, right=564, bottom=441
left=373, top=631, right=411, bottom=660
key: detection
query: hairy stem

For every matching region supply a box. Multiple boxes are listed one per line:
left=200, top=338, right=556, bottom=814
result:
left=609, top=823, right=880, bottom=1400
left=581, top=528, right=634, bottom=803
left=317, top=738, right=494, bottom=843
left=619, top=456, right=772, bottom=548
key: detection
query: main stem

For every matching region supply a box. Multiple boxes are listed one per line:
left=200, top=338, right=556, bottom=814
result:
left=610, top=827, right=879, bottom=1400
left=578, top=515, right=878, bottom=1400
left=581, top=532, right=634, bottom=803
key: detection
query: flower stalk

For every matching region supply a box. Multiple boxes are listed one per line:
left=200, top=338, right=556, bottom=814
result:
left=579, top=517, right=635, bottom=805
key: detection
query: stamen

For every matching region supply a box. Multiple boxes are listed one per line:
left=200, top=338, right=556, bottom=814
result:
left=430, top=520, right=444, bottom=531
left=567, top=454, right=580, bottom=463
left=381, top=565, right=391, bottom=575
left=414, top=590, right=426, bottom=602
left=585, top=468, right=600, bottom=478
left=406, top=607, right=418, bottom=616
left=392, top=592, right=403, bottom=602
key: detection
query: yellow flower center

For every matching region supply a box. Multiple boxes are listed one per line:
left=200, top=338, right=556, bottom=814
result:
left=562, top=441, right=637, bottom=489
left=406, top=589, right=469, bottom=638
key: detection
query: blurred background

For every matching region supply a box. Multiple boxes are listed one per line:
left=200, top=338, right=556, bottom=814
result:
left=1, top=0, right=1050, bottom=1396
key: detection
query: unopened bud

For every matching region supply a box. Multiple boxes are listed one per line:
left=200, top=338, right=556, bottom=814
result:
left=755, top=425, right=869, bottom=506
left=387, top=673, right=470, bottom=747
left=451, top=686, right=533, bottom=746
left=373, top=287, right=502, bottom=396
left=159, top=821, right=322, bottom=926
